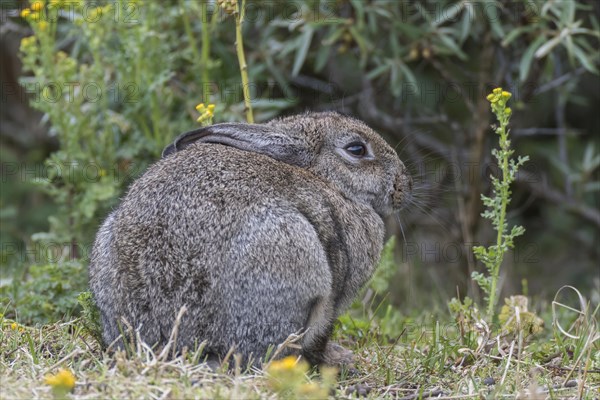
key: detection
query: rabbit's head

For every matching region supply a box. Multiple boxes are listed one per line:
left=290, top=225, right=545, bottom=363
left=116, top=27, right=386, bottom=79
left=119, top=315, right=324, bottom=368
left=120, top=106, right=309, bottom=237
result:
left=162, top=112, right=411, bottom=216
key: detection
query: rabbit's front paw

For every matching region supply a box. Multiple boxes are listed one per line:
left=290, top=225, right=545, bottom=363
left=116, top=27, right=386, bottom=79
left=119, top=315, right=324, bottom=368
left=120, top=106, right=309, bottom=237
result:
left=323, top=342, right=355, bottom=367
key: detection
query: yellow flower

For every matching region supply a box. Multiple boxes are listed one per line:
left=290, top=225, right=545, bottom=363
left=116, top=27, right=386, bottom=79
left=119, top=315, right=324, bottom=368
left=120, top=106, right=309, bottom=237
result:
left=31, top=1, right=44, bottom=12
left=89, top=7, right=102, bottom=20
left=38, top=21, right=48, bottom=31
left=20, top=8, right=31, bottom=18
left=29, top=11, right=41, bottom=21
left=195, top=103, right=216, bottom=124
left=10, top=322, right=18, bottom=330
left=267, top=355, right=307, bottom=373
left=20, top=36, right=36, bottom=49
left=44, top=369, right=76, bottom=391
left=408, top=47, right=419, bottom=61
left=277, top=355, right=297, bottom=370
left=487, top=88, right=512, bottom=105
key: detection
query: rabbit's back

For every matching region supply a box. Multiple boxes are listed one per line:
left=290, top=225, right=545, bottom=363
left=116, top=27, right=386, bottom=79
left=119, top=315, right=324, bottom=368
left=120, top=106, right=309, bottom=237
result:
left=90, top=143, right=384, bottom=361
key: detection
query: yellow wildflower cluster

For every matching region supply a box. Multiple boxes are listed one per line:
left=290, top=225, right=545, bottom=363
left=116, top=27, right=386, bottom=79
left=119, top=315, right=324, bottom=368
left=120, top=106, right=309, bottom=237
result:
left=20, top=1, right=51, bottom=30
left=88, top=4, right=112, bottom=21
left=266, top=355, right=336, bottom=399
left=0, top=320, right=25, bottom=333
left=44, top=369, right=76, bottom=397
left=268, top=355, right=306, bottom=373
left=217, top=0, right=237, bottom=14
left=20, top=36, right=37, bottom=53
left=9, top=321, right=25, bottom=333
left=31, top=1, right=44, bottom=12
left=196, top=103, right=215, bottom=125
left=486, top=87, right=512, bottom=117
left=20, top=1, right=44, bottom=20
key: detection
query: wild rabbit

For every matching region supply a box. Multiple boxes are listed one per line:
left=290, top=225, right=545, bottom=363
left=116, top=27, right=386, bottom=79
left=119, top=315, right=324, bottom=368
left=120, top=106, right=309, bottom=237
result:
left=89, top=111, right=411, bottom=366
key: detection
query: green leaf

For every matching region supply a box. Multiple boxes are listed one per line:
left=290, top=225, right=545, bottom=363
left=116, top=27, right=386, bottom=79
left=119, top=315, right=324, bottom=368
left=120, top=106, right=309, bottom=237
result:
left=321, top=27, right=345, bottom=46
left=368, top=236, right=397, bottom=294
left=437, top=32, right=467, bottom=60
left=485, top=0, right=505, bottom=38
left=582, top=144, right=600, bottom=171
left=366, top=62, right=391, bottom=80
left=397, top=60, right=419, bottom=94
left=519, top=35, right=546, bottom=81
left=459, top=3, right=474, bottom=43
left=583, top=182, right=600, bottom=192
left=292, top=26, right=314, bottom=77
left=535, top=34, right=564, bottom=59
left=314, top=45, right=331, bottom=73
left=571, top=42, right=599, bottom=74
left=349, top=0, right=365, bottom=22
left=348, top=26, right=370, bottom=57
left=501, top=26, right=535, bottom=47
left=432, top=2, right=463, bottom=27
left=561, top=0, right=575, bottom=25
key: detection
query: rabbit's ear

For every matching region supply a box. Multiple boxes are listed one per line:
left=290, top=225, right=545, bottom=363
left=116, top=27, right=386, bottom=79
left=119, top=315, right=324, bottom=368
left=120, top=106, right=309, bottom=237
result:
left=162, top=123, right=312, bottom=166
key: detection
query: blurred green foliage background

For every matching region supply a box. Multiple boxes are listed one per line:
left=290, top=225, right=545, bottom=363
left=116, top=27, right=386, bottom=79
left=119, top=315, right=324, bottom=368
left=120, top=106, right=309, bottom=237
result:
left=1, top=0, right=599, bottom=323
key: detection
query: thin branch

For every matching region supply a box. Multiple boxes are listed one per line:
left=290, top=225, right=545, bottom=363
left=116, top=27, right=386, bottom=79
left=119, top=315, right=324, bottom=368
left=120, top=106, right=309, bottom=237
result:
left=357, top=79, right=450, bottom=157
left=534, top=67, right=586, bottom=96
left=516, top=171, right=600, bottom=228
left=513, top=128, right=581, bottom=137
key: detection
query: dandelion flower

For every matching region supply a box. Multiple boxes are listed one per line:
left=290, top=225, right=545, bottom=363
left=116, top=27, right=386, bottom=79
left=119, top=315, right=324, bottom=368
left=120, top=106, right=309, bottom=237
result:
left=267, top=355, right=306, bottom=373
left=44, top=369, right=76, bottom=394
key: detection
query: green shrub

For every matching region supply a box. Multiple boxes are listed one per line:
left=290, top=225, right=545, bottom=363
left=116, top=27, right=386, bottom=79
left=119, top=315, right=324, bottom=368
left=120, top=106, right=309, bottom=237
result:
left=0, top=261, right=86, bottom=323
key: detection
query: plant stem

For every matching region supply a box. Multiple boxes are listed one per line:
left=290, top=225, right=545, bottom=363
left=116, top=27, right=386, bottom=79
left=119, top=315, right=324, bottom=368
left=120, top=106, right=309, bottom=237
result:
left=234, top=0, right=254, bottom=123
left=487, top=120, right=510, bottom=320
left=200, top=1, right=211, bottom=103
left=180, top=0, right=202, bottom=72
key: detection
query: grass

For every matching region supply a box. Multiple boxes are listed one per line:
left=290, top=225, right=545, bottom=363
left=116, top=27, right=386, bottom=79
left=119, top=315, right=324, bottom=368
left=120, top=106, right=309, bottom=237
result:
left=1, top=298, right=598, bottom=400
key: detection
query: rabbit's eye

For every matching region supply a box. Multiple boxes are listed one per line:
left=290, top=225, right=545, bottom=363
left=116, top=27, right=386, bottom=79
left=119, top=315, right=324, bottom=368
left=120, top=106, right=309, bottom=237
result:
left=345, top=142, right=367, bottom=157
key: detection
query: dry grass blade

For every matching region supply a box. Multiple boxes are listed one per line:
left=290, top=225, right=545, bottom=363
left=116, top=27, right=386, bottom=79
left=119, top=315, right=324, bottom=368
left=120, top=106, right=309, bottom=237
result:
left=262, top=329, right=306, bottom=369
left=157, top=305, right=188, bottom=362
left=552, top=285, right=587, bottom=339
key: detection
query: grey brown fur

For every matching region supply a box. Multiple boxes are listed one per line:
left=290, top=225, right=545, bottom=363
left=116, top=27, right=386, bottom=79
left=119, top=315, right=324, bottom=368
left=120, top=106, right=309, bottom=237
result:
left=89, top=112, right=411, bottom=366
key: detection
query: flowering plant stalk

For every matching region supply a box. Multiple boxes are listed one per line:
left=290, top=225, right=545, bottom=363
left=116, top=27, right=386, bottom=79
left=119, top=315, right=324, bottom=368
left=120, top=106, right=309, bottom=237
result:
left=472, top=88, right=529, bottom=321
left=195, top=103, right=215, bottom=126
left=232, top=0, right=254, bottom=123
